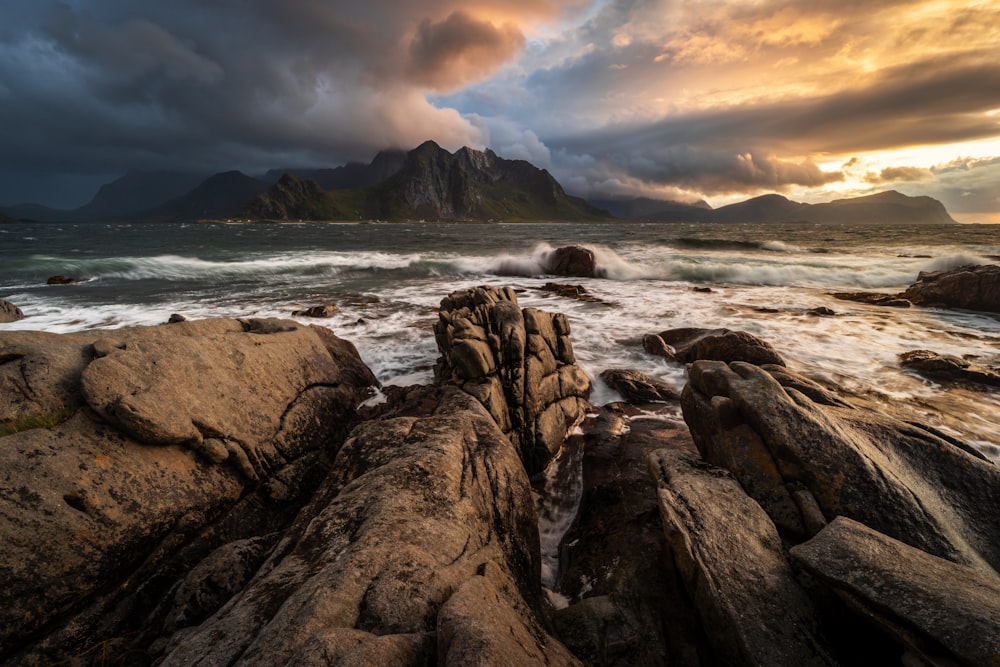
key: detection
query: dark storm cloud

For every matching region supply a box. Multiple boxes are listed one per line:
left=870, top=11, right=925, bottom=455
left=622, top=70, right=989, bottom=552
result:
left=408, top=12, right=525, bottom=91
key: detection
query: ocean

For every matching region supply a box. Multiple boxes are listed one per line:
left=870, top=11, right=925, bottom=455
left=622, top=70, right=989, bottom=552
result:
left=2, top=220, right=1000, bottom=463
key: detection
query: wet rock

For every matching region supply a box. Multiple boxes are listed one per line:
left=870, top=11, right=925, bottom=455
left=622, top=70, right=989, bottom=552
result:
left=598, top=368, right=678, bottom=403
left=293, top=304, right=339, bottom=318
left=45, top=275, right=79, bottom=285
left=791, top=516, right=1000, bottom=667
left=681, top=360, right=1000, bottom=569
left=692, top=286, right=713, bottom=293
left=167, top=313, right=187, bottom=323
left=0, top=319, right=378, bottom=663
left=157, top=386, right=571, bottom=666
left=901, top=263, right=1000, bottom=312
left=807, top=306, right=836, bottom=316
left=648, top=449, right=836, bottom=666
left=541, top=245, right=601, bottom=278
left=831, top=292, right=911, bottom=307
left=434, top=286, right=590, bottom=473
left=0, top=300, right=24, bottom=323
left=899, top=349, right=1000, bottom=388
left=539, top=282, right=607, bottom=303
left=645, top=327, right=786, bottom=366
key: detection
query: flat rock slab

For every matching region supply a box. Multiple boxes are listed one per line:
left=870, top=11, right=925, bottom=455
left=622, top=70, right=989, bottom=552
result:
left=648, top=449, right=835, bottom=667
left=902, top=263, right=1000, bottom=312
left=791, top=517, right=1000, bottom=667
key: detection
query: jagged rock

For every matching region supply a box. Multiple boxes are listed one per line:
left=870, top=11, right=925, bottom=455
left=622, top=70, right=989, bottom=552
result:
left=598, top=368, right=678, bottom=403
left=0, top=300, right=23, bottom=323
left=293, top=304, right=339, bottom=318
left=830, top=292, right=911, bottom=307
left=541, top=246, right=602, bottom=278
left=681, top=360, right=1000, bottom=570
left=644, top=327, right=786, bottom=366
left=902, top=263, right=1000, bottom=312
left=648, top=449, right=836, bottom=666
left=434, top=286, right=590, bottom=473
left=46, top=275, right=79, bottom=285
left=539, top=282, right=607, bottom=303
left=899, top=349, right=1000, bottom=388
left=791, top=517, right=1000, bottom=667
left=157, top=386, right=574, bottom=666
left=0, top=319, right=377, bottom=663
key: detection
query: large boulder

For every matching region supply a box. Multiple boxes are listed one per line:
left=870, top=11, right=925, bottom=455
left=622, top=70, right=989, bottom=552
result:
left=681, top=360, right=1000, bottom=572
left=157, top=386, right=578, bottom=667
left=791, top=517, right=1000, bottom=667
left=899, top=349, right=1000, bottom=388
left=901, top=263, right=1000, bottom=312
left=434, top=286, right=591, bottom=473
left=0, top=318, right=378, bottom=664
left=648, top=449, right=836, bottom=666
left=644, top=327, right=786, bottom=367
left=541, top=245, right=602, bottom=278
left=0, top=300, right=23, bottom=323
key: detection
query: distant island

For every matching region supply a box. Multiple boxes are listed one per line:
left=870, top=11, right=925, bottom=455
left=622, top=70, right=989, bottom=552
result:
left=1, top=142, right=956, bottom=224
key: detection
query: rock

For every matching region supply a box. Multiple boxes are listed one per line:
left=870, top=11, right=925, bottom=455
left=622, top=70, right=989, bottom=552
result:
left=692, top=286, right=713, bottom=293
left=541, top=246, right=601, bottom=278
left=899, top=349, right=1000, bottom=388
left=901, top=263, right=1000, bottom=312
left=831, top=292, right=911, bottom=307
left=539, top=282, right=607, bottom=303
left=438, top=561, right=580, bottom=666
left=0, top=300, right=24, bottom=323
left=550, top=407, right=705, bottom=666
left=434, top=286, right=591, bottom=473
left=791, top=516, right=1000, bottom=667
left=645, top=327, right=786, bottom=366
left=681, top=360, right=1000, bottom=570
left=157, top=386, right=572, bottom=666
left=167, top=313, right=187, bottom=323
left=648, top=449, right=836, bottom=666
left=598, top=368, right=678, bottom=403
left=807, top=306, right=835, bottom=316
left=293, top=304, right=339, bottom=318
left=0, top=318, right=378, bottom=663
left=45, top=275, right=79, bottom=285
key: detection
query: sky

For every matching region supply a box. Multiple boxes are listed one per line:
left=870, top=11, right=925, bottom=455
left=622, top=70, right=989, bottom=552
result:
left=1, top=1, right=999, bottom=221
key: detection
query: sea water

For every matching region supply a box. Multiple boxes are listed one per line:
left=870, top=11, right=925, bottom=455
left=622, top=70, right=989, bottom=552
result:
left=2, top=220, right=1000, bottom=462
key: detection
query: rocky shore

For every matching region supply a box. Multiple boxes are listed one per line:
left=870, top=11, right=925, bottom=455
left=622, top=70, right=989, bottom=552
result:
left=2, top=264, right=999, bottom=666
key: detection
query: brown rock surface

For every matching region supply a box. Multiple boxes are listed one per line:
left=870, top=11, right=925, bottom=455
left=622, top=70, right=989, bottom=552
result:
left=648, top=449, right=836, bottom=666
left=157, top=386, right=573, bottom=666
left=541, top=245, right=602, bottom=278
left=598, top=368, right=678, bottom=403
left=901, top=263, right=1000, bottom=312
left=681, top=360, right=1000, bottom=571
left=0, top=318, right=377, bottom=663
left=434, top=286, right=591, bottom=473
left=899, top=348, right=1000, bottom=388
left=791, top=516, right=1000, bottom=667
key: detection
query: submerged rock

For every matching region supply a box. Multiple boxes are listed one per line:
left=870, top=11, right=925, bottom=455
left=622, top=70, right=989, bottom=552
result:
left=899, top=349, right=1000, bottom=388
left=598, top=368, right=678, bottom=403
left=902, top=263, right=1000, bottom=312
left=644, top=327, right=786, bottom=367
left=830, top=292, right=911, bottom=307
left=46, top=275, right=79, bottom=285
left=293, top=304, right=339, bottom=318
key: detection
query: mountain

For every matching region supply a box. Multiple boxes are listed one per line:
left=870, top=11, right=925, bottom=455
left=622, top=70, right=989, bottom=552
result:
left=262, top=149, right=406, bottom=190
left=140, top=171, right=269, bottom=221
left=599, top=190, right=957, bottom=224
left=74, top=170, right=208, bottom=220
left=0, top=170, right=207, bottom=222
left=243, top=141, right=610, bottom=222
left=365, top=141, right=609, bottom=221
left=0, top=212, right=16, bottom=224
left=589, top=196, right=712, bottom=221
